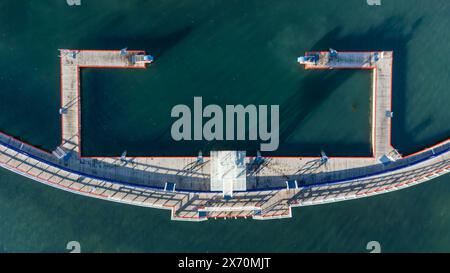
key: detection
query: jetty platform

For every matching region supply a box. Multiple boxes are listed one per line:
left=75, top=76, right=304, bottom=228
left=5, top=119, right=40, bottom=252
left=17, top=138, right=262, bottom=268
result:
left=303, top=51, right=395, bottom=161
left=60, top=49, right=147, bottom=154
left=1, top=49, right=450, bottom=221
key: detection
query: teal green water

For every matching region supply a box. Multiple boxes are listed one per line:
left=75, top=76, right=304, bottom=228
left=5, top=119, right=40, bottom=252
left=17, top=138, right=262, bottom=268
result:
left=1, top=0, right=450, bottom=252
left=2, top=167, right=450, bottom=252
left=81, top=69, right=371, bottom=156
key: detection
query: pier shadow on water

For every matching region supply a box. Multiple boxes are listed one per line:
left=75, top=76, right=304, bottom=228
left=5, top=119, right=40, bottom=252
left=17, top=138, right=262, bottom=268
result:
left=277, top=16, right=425, bottom=157
left=81, top=22, right=196, bottom=59
left=79, top=15, right=437, bottom=158
left=278, top=69, right=367, bottom=156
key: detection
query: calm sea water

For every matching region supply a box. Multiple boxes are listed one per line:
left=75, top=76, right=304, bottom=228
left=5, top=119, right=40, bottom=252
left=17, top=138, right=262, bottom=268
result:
left=1, top=0, right=450, bottom=252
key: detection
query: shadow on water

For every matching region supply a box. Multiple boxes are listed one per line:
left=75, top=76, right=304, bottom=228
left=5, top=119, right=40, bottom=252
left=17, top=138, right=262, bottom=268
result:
left=279, top=70, right=362, bottom=156
left=78, top=23, right=197, bottom=156
left=78, top=16, right=439, bottom=157
left=81, top=24, right=196, bottom=59
left=278, top=16, right=425, bottom=156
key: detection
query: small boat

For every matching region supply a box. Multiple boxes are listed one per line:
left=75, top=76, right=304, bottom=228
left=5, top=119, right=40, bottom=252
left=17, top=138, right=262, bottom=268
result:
left=297, top=54, right=318, bottom=65
left=131, top=54, right=154, bottom=64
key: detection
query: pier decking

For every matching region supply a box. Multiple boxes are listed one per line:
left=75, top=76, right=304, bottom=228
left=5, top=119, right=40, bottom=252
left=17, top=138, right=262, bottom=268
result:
left=303, top=51, right=395, bottom=161
left=1, top=49, right=449, bottom=221
left=60, top=49, right=147, bottom=154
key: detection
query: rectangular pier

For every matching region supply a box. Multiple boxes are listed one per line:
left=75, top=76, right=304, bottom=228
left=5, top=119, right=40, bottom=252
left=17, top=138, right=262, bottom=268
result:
left=57, top=49, right=398, bottom=194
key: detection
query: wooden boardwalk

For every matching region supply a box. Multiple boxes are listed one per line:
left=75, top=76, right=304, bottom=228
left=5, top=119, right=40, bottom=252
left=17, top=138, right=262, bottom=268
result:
left=58, top=50, right=397, bottom=189
left=57, top=49, right=407, bottom=196
left=2, top=49, right=450, bottom=220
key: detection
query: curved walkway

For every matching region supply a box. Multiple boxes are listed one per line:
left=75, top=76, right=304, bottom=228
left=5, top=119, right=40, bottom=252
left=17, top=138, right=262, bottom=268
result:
left=1, top=131, right=449, bottom=221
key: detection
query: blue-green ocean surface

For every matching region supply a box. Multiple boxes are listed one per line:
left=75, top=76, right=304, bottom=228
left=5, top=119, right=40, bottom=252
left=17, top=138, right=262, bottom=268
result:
left=1, top=0, right=450, bottom=252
